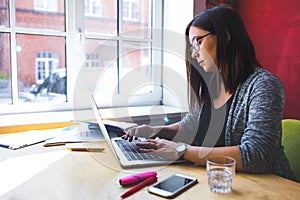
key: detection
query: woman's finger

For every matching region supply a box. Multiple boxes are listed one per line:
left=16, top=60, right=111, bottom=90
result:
left=139, top=148, right=155, bottom=153
left=136, top=140, right=157, bottom=149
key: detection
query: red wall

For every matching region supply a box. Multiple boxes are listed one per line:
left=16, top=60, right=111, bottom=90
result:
left=239, top=0, right=300, bottom=120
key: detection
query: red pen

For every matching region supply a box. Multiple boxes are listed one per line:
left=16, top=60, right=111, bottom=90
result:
left=120, top=175, right=157, bottom=199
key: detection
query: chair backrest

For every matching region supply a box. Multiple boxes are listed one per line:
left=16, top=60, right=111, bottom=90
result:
left=282, top=119, right=300, bottom=182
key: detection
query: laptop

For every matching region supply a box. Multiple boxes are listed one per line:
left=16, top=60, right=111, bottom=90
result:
left=91, top=96, right=184, bottom=168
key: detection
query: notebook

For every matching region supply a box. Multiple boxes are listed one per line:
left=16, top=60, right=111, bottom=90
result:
left=0, top=128, right=65, bottom=150
left=0, top=125, right=104, bottom=150
left=91, top=96, right=184, bottom=168
left=43, top=125, right=104, bottom=147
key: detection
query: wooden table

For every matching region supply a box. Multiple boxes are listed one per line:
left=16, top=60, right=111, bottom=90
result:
left=1, top=127, right=300, bottom=199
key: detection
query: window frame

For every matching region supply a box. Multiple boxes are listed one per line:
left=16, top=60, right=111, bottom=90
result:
left=0, top=0, right=163, bottom=115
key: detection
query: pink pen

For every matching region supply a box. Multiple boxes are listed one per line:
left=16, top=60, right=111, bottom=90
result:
left=119, top=171, right=157, bottom=186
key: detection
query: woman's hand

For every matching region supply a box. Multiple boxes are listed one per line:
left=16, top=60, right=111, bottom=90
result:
left=122, top=125, right=162, bottom=142
left=136, top=138, right=180, bottom=160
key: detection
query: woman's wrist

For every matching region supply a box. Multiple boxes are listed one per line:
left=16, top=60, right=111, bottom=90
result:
left=158, top=123, right=181, bottom=140
left=183, top=145, right=207, bottom=165
left=153, top=126, right=164, bottom=138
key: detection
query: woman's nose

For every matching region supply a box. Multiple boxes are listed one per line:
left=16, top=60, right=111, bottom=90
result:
left=191, top=49, right=199, bottom=58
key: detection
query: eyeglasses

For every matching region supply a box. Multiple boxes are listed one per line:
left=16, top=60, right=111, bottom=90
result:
left=190, top=32, right=212, bottom=53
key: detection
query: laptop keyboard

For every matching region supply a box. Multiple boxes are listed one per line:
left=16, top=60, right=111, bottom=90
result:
left=115, top=139, right=166, bottom=161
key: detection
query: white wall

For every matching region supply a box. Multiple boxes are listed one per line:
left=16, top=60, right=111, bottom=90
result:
left=162, top=0, right=194, bottom=111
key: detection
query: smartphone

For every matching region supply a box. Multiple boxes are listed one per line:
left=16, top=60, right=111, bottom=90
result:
left=148, top=174, right=197, bottom=198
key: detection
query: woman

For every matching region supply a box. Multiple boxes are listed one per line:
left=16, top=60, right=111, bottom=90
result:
left=123, top=6, right=295, bottom=180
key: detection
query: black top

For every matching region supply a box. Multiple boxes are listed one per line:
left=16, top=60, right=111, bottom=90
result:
left=194, top=95, right=233, bottom=147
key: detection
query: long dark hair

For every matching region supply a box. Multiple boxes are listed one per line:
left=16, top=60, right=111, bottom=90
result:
left=185, top=6, right=261, bottom=110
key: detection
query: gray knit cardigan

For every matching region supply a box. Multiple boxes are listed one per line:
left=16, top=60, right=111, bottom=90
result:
left=179, top=67, right=295, bottom=180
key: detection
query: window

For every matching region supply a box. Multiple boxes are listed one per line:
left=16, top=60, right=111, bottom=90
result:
left=34, top=0, right=58, bottom=12
left=84, top=0, right=102, bottom=17
left=0, top=0, right=163, bottom=114
left=0, top=33, right=11, bottom=104
left=85, top=53, right=100, bottom=68
left=0, top=0, right=66, bottom=109
left=123, top=0, right=139, bottom=21
left=83, top=0, right=163, bottom=108
left=36, top=52, right=59, bottom=84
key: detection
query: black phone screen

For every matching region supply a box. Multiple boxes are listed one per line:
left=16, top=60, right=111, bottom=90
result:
left=153, top=175, right=194, bottom=193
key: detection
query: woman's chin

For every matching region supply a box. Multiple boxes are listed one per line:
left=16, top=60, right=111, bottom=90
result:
left=201, top=65, right=211, bottom=73
left=201, top=63, right=218, bottom=73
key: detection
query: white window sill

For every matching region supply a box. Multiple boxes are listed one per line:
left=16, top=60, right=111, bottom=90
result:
left=0, top=105, right=187, bottom=127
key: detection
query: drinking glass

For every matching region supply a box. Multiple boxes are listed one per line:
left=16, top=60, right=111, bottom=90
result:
left=206, top=156, right=236, bottom=193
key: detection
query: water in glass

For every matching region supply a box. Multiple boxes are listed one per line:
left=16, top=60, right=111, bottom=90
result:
left=207, top=168, right=233, bottom=193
